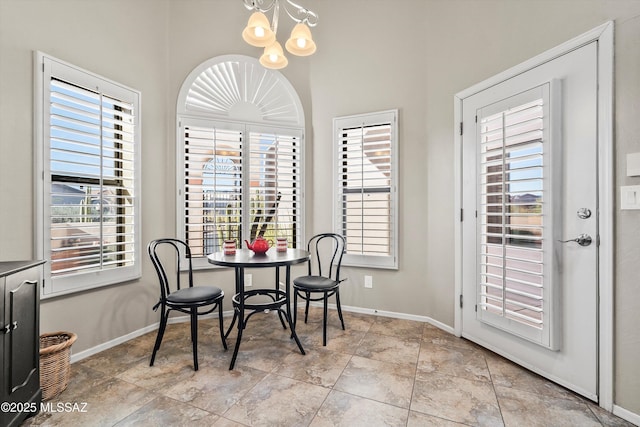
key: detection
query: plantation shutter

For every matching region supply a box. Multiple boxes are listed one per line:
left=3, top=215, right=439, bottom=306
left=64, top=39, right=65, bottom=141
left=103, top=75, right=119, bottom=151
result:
left=176, top=56, right=306, bottom=268
left=179, top=120, right=303, bottom=268
left=247, top=130, right=302, bottom=247
left=39, top=53, right=141, bottom=297
left=49, top=78, right=137, bottom=275
left=183, top=123, right=243, bottom=257
left=334, top=110, right=398, bottom=269
left=477, top=83, right=560, bottom=348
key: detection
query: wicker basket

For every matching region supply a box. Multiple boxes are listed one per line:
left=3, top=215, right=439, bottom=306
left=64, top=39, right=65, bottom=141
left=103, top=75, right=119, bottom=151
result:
left=39, top=331, right=77, bottom=400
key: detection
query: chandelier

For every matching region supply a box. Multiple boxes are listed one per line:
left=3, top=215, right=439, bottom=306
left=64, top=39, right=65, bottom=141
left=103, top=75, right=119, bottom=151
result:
left=241, top=0, right=318, bottom=69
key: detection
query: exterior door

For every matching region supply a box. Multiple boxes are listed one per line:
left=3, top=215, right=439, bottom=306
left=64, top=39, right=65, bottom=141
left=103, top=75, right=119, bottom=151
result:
left=460, top=41, right=598, bottom=400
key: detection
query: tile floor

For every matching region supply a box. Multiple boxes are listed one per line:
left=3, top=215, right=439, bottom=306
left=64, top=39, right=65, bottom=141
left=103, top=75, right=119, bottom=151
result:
left=25, top=308, right=633, bottom=426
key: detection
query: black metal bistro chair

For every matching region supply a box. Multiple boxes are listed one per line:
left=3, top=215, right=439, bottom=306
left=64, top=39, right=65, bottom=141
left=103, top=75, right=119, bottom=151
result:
left=293, top=233, right=346, bottom=346
left=148, top=238, right=227, bottom=371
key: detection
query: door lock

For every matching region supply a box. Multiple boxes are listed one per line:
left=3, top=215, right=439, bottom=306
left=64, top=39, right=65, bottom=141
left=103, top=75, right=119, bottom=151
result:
left=577, top=208, right=592, bottom=219
left=559, top=233, right=592, bottom=246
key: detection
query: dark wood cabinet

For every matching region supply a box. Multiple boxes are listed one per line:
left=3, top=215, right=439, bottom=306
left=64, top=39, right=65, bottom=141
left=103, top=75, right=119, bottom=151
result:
left=0, top=260, right=45, bottom=427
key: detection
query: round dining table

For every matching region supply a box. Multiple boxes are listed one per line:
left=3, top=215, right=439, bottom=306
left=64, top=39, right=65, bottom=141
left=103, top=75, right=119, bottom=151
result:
left=208, top=248, right=309, bottom=370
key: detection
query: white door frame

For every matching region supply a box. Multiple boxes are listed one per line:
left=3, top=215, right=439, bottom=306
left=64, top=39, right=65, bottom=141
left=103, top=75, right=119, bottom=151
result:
left=453, top=21, right=614, bottom=410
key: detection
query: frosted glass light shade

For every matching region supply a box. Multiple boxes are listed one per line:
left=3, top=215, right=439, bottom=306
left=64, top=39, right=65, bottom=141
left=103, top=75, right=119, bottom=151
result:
left=259, top=41, right=288, bottom=69
left=242, top=12, right=275, bottom=47
left=285, top=23, right=316, bottom=56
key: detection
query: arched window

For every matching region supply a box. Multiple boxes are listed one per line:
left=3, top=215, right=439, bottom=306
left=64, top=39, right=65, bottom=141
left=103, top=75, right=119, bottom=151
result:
left=176, top=55, right=305, bottom=267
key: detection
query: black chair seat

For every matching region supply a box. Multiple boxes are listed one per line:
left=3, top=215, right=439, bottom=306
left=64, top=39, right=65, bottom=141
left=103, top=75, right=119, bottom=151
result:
left=294, top=276, right=338, bottom=291
left=167, top=286, right=223, bottom=304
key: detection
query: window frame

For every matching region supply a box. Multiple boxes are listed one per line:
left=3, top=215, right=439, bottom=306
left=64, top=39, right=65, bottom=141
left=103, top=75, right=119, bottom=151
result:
left=34, top=52, right=142, bottom=298
left=176, top=117, right=305, bottom=270
left=333, top=109, right=399, bottom=270
left=175, top=55, right=307, bottom=269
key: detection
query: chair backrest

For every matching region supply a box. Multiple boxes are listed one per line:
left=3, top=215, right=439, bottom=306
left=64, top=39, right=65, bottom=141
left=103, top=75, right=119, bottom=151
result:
left=147, top=238, right=194, bottom=299
left=306, top=233, right=346, bottom=282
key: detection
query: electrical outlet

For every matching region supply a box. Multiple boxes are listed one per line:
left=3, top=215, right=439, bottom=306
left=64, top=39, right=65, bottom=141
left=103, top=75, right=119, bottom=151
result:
left=364, top=275, right=373, bottom=288
left=245, top=274, right=252, bottom=287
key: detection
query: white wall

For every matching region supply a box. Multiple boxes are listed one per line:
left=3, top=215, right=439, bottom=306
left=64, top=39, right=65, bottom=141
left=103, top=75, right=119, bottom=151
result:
left=613, top=9, right=640, bottom=416
left=1, top=0, right=638, bottom=417
left=0, top=0, right=170, bottom=354
left=307, top=1, right=640, bottom=415
left=308, top=1, right=433, bottom=320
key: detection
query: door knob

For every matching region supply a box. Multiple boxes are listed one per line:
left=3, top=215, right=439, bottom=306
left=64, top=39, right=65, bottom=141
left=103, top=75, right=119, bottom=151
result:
left=559, top=233, right=592, bottom=246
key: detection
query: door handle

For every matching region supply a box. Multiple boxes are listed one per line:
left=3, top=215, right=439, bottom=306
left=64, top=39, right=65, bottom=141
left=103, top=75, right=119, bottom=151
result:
left=2, top=322, right=16, bottom=334
left=559, top=233, right=592, bottom=247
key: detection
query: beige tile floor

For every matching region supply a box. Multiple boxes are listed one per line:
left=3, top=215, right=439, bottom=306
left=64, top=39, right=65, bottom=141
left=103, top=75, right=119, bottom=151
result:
left=25, top=307, right=633, bottom=426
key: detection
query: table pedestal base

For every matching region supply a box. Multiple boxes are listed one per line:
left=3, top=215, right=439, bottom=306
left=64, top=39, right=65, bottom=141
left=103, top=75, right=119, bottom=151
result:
left=226, top=289, right=305, bottom=370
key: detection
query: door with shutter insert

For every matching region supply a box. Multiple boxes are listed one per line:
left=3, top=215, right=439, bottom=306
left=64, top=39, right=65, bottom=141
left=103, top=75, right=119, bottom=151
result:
left=460, top=41, right=598, bottom=400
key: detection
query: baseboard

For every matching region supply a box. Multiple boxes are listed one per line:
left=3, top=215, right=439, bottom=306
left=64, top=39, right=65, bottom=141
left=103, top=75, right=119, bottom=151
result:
left=613, top=404, right=640, bottom=426
left=70, top=310, right=235, bottom=363
left=70, top=304, right=452, bottom=363
left=321, top=302, right=455, bottom=334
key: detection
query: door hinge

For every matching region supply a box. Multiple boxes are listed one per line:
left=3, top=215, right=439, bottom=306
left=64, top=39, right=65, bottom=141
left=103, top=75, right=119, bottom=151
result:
left=460, top=209, right=463, bottom=222
left=459, top=294, right=463, bottom=308
left=475, top=304, right=478, bottom=312
left=475, top=115, right=478, bottom=123
left=459, top=122, right=463, bottom=135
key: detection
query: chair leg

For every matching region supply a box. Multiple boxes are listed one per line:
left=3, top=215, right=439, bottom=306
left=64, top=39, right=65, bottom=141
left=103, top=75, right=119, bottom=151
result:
left=277, top=310, right=287, bottom=330
left=322, top=291, right=329, bottom=346
left=335, top=288, right=345, bottom=330
left=225, top=309, right=238, bottom=339
left=218, top=301, right=227, bottom=350
left=293, top=290, right=298, bottom=331
left=304, top=291, right=311, bottom=323
left=190, top=308, right=199, bottom=371
left=150, top=307, right=168, bottom=366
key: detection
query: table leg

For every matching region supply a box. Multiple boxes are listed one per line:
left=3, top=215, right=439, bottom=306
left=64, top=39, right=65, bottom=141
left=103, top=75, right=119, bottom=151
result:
left=275, top=266, right=286, bottom=329
left=224, top=267, right=240, bottom=338
left=229, top=266, right=245, bottom=370
left=285, top=265, right=305, bottom=355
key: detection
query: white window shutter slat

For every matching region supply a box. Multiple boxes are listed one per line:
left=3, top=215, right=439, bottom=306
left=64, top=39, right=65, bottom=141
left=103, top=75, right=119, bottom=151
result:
left=334, top=110, right=398, bottom=269
left=39, top=53, right=141, bottom=297
left=181, top=123, right=302, bottom=259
